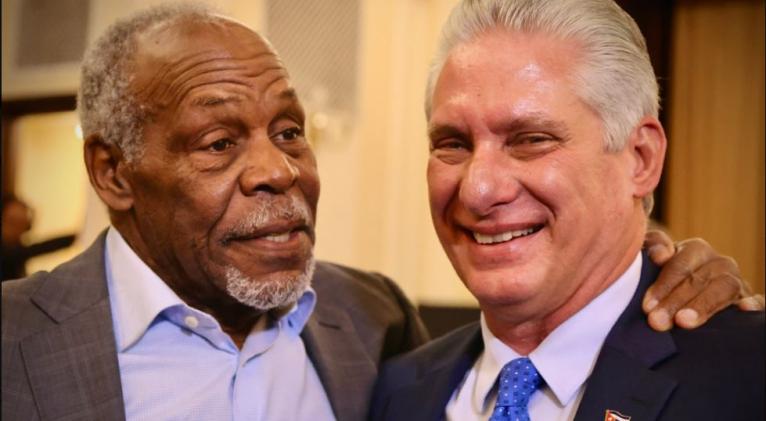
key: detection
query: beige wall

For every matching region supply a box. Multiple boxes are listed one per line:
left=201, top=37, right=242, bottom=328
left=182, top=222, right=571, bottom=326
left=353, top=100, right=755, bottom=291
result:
left=2, top=0, right=267, bottom=99
left=312, top=0, right=471, bottom=305
left=667, top=0, right=765, bottom=294
left=2, top=0, right=80, bottom=98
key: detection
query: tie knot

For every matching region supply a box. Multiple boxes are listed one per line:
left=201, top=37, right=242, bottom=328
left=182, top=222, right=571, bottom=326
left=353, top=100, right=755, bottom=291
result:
left=492, top=357, right=543, bottom=420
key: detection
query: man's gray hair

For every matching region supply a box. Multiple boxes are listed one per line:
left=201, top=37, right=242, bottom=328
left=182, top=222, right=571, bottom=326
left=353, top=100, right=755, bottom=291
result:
left=425, top=0, right=660, bottom=212
left=77, top=3, right=217, bottom=161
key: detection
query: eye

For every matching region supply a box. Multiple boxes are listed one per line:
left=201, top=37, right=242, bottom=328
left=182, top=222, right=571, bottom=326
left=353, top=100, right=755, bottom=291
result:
left=508, top=132, right=561, bottom=159
left=430, top=136, right=472, bottom=165
left=431, top=137, right=469, bottom=151
left=272, top=126, right=304, bottom=142
left=518, top=134, right=554, bottom=144
left=207, top=138, right=235, bottom=152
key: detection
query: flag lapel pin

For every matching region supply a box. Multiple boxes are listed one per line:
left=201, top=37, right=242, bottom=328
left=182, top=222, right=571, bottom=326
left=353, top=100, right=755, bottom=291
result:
left=604, top=409, right=631, bottom=421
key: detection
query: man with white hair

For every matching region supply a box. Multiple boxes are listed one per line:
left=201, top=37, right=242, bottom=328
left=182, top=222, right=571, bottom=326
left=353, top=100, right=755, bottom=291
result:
left=1, top=3, right=758, bottom=421
left=370, top=1, right=764, bottom=420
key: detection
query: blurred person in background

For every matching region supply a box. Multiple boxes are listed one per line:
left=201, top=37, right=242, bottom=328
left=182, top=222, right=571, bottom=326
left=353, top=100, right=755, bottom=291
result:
left=1, top=194, right=75, bottom=281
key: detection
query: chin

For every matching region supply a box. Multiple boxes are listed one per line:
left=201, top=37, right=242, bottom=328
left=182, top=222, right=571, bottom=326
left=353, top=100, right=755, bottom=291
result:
left=462, top=267, right=543, bottom=307
left=224, top=257, right=316, bottom=311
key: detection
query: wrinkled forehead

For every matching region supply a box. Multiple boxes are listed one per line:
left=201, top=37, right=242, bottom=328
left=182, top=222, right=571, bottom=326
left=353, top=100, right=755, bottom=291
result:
left=431, top=31, right=582, bottom=103
left=128, top=17, right=287, bottom=108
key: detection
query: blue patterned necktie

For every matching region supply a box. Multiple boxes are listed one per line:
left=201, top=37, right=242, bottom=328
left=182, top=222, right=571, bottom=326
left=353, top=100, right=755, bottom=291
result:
left=489, top=357, right=543, bottom=421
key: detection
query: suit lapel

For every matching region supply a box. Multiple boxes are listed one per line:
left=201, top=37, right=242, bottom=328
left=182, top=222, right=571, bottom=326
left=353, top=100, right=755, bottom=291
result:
left=381, top=324, right=483, bottom=421
left=382, top=365, right=461, bottom=421
left=574, top=253, right=678, bottom=421
left=573, top=341, right=677, bottom=421
left=302, top=301, right=377, bottom=421
left=21, top=232, right=126, bottom=420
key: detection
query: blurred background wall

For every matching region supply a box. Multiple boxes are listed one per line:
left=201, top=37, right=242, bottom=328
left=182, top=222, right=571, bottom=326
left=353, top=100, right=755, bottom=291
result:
left=2, top=0, right=763, bottom=321
left=665, top=0, right=765, bottom=297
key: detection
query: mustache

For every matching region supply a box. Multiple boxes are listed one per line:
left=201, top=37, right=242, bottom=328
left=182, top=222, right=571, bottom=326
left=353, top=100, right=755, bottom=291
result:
left=221, top=195, right=314, bottom=244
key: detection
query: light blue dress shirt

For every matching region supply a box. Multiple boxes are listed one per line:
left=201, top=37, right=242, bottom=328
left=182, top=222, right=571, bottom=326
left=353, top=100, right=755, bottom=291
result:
left=446, top=252, right=643, bottom=421
left=104, top=227, right=336, bottom=421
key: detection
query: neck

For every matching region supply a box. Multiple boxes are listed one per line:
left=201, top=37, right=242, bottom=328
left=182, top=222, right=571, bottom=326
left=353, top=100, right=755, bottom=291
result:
left=200, top=300, right=264, bottom=346
left=225, top=305, right=294, bottom=349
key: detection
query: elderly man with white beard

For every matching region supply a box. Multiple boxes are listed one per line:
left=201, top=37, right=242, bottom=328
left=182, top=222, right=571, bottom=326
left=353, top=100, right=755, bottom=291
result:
left=1, top=5, right=426, bottom=420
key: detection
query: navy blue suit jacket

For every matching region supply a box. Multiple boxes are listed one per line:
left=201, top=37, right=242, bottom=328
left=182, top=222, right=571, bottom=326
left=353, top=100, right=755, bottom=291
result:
left=370, top=253, right=764, bottom=421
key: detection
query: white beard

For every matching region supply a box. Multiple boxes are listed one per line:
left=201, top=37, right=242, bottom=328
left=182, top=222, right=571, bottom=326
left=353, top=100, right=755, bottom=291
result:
left=224, top=257, right=315, bottom=310
left=222, top=194, right=316, bottom=310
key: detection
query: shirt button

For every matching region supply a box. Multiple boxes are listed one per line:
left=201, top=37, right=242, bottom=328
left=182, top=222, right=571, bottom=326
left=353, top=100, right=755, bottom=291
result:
left=184, top=315, right=199, bottom=329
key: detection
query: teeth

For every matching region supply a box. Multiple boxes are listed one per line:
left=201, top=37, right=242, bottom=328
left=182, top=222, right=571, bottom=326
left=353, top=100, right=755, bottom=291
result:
left=473, top=227, right=536, bottom=244
left=264, top=232, right=291, bottom=243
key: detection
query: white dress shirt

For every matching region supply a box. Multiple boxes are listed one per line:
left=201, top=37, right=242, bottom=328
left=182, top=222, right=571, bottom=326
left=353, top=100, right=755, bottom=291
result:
left=446, top=252, right=643, bottom=421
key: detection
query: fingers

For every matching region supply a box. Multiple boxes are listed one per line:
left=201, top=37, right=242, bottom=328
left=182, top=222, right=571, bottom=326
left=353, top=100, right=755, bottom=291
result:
left=646, top=271, right=712, bottom=331
left=643, top=229, right=675, bottom=265
left=646, top=308, right=673, bottom=331
left=646, top=258, right=742, bottom=331
left=671, top=272, right=741, bottom=329
left=737, top=294, right=765, bottom=311
left=642, top=237, right=718, bottom=314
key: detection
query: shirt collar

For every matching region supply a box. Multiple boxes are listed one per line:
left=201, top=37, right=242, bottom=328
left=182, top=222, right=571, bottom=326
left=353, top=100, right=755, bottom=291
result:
left=104, top=227, right=317, bottom=351
left=283, top=286, right=316, bottom=334
left=105, top=227, right=184, bottom=351
left=473, top=252, right=643, bottom=409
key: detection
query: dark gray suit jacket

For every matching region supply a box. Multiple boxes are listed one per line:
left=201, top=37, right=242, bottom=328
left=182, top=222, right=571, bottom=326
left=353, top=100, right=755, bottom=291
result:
left=2, top=233, right=429, bottom=421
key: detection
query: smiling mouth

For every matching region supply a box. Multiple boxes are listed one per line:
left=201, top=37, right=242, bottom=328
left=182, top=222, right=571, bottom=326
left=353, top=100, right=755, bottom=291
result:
left=221, top=224, right=312, bottom=246
left=472, top=224, right=544, bottom=245
left=261, top=231, right=294, bottom=243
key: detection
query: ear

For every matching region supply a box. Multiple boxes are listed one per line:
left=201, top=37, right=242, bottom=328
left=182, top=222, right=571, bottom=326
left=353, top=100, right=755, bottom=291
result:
left=627, top=116, right=667, bottom=200
left=83, top=135, right=134, bottom=212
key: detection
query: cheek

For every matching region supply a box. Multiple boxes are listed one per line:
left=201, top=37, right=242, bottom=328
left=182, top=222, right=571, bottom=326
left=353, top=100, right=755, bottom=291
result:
left=516, top=158, right=566, bottom=212
left=175, top=169, right=233, bottom=212
left=534, top=154, right=628, bottom=223
left=527, top=153, right=592, bottom=211
left=426, top=159, right=461, bottom=217
left=297, top=159, right=320, bottom=212
left=130, top=174, right=177, bottom=215
left=193, top=187, right=233, bottom=221
left=159, top=172, right=239, bottom=241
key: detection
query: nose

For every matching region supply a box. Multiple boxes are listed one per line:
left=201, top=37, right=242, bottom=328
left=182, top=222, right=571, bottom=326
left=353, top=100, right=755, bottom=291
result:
left=239, top=137, right=299, bottom=195
left=458, top=146, right=522, bottom=216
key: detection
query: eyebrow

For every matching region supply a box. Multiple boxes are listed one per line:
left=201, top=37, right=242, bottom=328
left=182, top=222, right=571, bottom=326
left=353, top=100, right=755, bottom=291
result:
left=275, top=88, right=305, bottom=116
left=503, top=114, right=570, bottom=135
left=189, top=95, right=244, bottom=107
left=428, top=113, right=570, bottom=139
left=277, top=88, right=299, bottom=102
left=428, top=124, right=463, bottom=141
